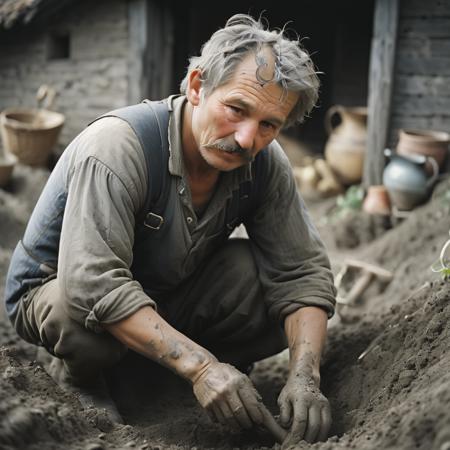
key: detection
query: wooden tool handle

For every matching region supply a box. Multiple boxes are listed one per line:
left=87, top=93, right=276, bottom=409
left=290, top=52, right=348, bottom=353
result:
left=341, top=271, right=373, bottom=305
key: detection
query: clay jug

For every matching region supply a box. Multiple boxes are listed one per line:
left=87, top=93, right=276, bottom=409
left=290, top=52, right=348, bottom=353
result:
left=396, top=128, right=449, bottom=173
left=324, top=105, right=367, bottom=185
left=382, top=148, right=439, bottom=211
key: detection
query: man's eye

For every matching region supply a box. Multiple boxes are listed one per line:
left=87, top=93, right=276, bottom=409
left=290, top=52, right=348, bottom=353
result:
left=227, top=105, right=242, bottom=114
left=261, top=121, right=275, bottom=130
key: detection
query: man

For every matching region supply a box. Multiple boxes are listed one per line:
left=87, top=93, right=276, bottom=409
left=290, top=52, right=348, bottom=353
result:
left=4, top=14, right=336, bottom=447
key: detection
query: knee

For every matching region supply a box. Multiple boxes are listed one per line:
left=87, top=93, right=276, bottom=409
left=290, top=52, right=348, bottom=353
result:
left=56, top=326, right=126, bottom=366
left=53, top=326, right=126, bottom=384
left=42, top=303, right=126, bottom=368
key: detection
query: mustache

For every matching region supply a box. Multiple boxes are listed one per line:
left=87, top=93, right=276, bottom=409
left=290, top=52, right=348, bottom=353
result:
left=203, top=138, right=254, bottom=162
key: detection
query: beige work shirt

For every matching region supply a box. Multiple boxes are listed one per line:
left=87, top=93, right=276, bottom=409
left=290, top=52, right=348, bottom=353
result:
left=56, top=95, right=336, bottom=332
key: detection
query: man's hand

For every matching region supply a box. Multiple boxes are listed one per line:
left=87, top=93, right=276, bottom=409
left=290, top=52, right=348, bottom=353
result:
left=281, top=306, right=331, bottom=447
left=104, top=307, right=282, bottom=437
left=192, top=361, right=265, bottom=430
left=278, top=370, right=331, bottom=447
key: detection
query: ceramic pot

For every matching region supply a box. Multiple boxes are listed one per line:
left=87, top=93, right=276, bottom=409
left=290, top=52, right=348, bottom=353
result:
left=324, top=105, right=367, bottom=185
left=382, top=148, right=439, bottom=211
left=363, top=185, right=391, bottom=216
left=396, top=129, right=449, bottom=173
left=0, top=151, right=17, bottom=188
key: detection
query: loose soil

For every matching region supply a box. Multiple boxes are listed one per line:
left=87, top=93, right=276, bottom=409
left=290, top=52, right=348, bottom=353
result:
left=0, top=165, right=449, bottom=450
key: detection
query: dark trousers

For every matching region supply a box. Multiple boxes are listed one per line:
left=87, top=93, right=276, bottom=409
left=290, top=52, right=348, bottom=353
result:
left=14, top=239, right=287, bottom=383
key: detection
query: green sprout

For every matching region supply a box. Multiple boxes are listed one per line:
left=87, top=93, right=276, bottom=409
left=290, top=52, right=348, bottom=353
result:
left=431, top=232, right=450, bottom=280
left=326, top=185, right=364, bottom=221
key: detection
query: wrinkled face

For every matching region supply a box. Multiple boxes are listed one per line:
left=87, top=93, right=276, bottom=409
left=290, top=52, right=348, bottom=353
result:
left=188, top=53, right=299, bottom=171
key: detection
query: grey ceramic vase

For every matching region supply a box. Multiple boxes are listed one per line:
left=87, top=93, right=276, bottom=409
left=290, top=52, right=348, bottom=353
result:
left=382, top=148, right=439, bottom=211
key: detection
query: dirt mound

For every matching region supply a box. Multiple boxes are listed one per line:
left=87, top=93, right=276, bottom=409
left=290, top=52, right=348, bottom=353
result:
left=320, top=281, right=450, bottom=450
left=0, top=346, right=155, bottom=450
left=0, top=346, right=90, bottom=449
left=0, top=166, right=449, bottom=449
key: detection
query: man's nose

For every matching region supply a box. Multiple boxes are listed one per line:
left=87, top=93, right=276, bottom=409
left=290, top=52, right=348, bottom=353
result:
left=234, top=120, right=258, bottom=151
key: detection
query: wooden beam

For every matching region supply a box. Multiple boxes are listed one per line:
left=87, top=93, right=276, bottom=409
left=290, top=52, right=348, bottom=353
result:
left=127, top=0, right=174, bottom=104
left=147, top=1, right=174, bottom=100
left=364, top=0, right=400, bottom=187
left=127, top=0, right=149, bottom=104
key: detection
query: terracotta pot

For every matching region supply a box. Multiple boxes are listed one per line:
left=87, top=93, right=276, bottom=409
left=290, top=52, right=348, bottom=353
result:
left=396, top=129, right=449, bottom=172
left=0, top=152, right=17, bottom=188
left=363, top=185, right=391, bottom=216
left=324, top=105, right=367, bottom=185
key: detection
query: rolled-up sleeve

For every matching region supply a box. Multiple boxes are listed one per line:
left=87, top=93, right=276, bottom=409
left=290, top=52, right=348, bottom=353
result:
left=59, top=119, right=155, bottom=332
left=245, top=141, right=336, bottom=323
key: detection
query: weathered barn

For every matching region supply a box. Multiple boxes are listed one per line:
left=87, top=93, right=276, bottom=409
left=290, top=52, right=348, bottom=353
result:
left=0, top=0, right=448, bottom=180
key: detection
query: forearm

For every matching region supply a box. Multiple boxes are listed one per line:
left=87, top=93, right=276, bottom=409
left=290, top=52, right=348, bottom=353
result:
left=103, top=306, right=217, bottom=383
left=284, top=306, right=328, bottom=385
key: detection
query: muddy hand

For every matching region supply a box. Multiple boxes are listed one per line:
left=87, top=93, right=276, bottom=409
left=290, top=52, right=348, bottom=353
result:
left=192, top=361, right=266, bottom=430
left=277, top=374, right=331, bottom=447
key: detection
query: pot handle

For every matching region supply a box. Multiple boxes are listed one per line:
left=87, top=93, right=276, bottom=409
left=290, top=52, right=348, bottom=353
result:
left=325, top=105, right=342, bottom=136
left=426, top=155, right=439, bottom=188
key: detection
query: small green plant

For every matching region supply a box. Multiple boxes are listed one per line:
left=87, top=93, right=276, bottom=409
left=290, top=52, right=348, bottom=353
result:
left=431, top=231, right=450, bottom=280
left=327, top=185, right=364, bottom=221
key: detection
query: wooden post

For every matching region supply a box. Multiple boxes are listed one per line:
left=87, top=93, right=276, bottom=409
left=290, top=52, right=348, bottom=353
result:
left=127, top=0, right=174, bottom=104
left=128, top=0, right=148, bottom=104
left=364, top=0, right=400, bottom=187
left=147, top=1, right=174, bottom=100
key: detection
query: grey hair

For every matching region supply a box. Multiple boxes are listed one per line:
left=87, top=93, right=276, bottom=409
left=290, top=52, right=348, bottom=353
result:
left=179, top=14, right=320, bottom=127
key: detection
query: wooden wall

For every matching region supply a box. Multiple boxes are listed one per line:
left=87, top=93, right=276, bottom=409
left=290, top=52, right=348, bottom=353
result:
left=389, top=0, right=450, bottom=147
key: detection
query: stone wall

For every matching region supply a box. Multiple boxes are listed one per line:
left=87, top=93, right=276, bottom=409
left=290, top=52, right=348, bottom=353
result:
left=0, top=0, right=129, bottom=153
left=389, top=0, right=450, bottom=146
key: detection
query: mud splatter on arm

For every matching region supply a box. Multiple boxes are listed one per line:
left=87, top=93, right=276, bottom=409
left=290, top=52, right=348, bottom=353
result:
left=103, top=306, right=217, bottom=383
left=284, top=306, right=328, bottom=385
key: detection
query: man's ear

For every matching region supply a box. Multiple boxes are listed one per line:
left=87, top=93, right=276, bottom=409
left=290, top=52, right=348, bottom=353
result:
left=186, top=69, right=202, bottom=106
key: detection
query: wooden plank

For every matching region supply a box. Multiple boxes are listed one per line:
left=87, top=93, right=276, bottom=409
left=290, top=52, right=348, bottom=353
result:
left=391, top=94, right=450, bottom=116
left=429, top=39, right=450, bottom=57
left=364, top=0, right=400, bottom=187
left=127, top=0, right=148, bottom=104
left=390, top=115, right=450, bottom=132
left=390, top=115, right=432, bottom=131
left=428, top=116, right=450, bottom=131
left=400, top=0, right=450, bottom=18
left=399, top=18, right=450, bottom=38
left=394, top=75, right=450, bottom=96
left=396, top=54, right=450, bottom=75
left=397, top=37, right=450, bottom=58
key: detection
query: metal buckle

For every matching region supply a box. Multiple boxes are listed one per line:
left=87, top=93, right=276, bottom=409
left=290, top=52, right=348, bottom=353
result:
left=144, top=212, right=164, bottom=230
